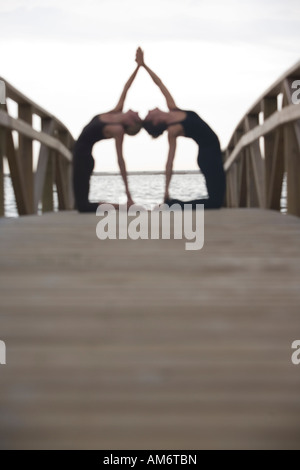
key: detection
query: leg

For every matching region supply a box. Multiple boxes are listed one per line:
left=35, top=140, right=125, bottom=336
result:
left=165, top=146, right=226, bottom=210
left=73, top=154, right=99, bottom=213
left=197, top=146, right=226, bottom=208
left=203, top=173, right=226, bottom=208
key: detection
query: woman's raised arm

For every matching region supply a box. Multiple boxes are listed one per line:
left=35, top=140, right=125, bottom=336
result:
left=111, top=63, right=140, bottom=113
left=136, top=47, right=177, bottom=110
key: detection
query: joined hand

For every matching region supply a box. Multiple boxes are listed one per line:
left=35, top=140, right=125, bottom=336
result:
left=135, top=47, right=145, bottom=67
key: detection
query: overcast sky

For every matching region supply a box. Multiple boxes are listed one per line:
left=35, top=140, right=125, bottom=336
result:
left=1, top=0, right=299, bottom=171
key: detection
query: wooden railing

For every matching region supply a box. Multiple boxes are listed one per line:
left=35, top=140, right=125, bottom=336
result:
left=0, top=77, right=74, bottom=216
left=224, top=60, right=300, bottom=216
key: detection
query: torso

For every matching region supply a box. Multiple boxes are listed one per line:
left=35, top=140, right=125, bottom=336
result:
left=74, top=112, right=123, bottom=155
left=167, top=109, right=187, bottom=137
left=167, top=109, right=220, bottom=148
left=98, top=112, right=124, bottom=139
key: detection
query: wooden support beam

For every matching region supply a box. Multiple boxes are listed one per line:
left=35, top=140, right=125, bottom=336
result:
left=55, top=131, right=74, bottom=210
left=55, top=155, right=68, bottom=210
left=227, top=170, right=233, bottom=207
left=66, top=161, right=74, bottom=210
left=263, top=97, right=277, bottom=209
left=245, top=115, right=265, bottom=208
left=245, top=147, right=259, bottom=208
left=225, top=163, right=232, bottom=207
left=230, top=163, right=238, bottom=208
left=227, top=129, right=246, bottom=208
left=19, top=104, right=34, bottom=213
left=34, top=118, right=55, bottom=212
left=65, top=131, right=74, bottom=210
left=223, top=149, right=230, bottom=207
left=6, top=129, right=29, bottom=215
left=1, top=103, right=28, bottom=215
left=267, top=128, right=284, bottom=211
left=263, top=96, right=278, bottom=117
left=233, top=128, right=244, bottom=146
left=238, top=154, right=247, bottom=207
left=42, top=151, right=55, bottom=213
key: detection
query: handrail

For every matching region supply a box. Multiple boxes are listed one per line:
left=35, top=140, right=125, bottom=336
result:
left=0, top=76, right=72, bottom=135
left=0, top=111, right=72, bottom=162
left=224, top=104, right=300, bottom=170
left=224, top=60, right=300, bottom=216
left=0, top=76, right=74, bottom=216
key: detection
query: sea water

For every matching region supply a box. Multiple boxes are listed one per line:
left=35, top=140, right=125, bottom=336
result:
left=3, top=171, right=287, bottom=217
left=3, top=172, right=208, bottom=217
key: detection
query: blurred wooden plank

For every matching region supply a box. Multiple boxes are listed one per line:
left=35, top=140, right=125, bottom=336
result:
left=0, top=209, right=300, bottom=449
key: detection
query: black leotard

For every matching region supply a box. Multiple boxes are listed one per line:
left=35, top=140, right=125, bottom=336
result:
left=177, top=110, right=220, bottom=148
left=166, top=110, right=226, bottom=209
left=73, top=115, right=106, bottom=213
left=75, top=115, right=106, bottom=154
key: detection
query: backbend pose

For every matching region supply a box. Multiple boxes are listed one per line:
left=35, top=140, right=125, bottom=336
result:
left=136, top=48, right=226, bottom=209
left=73, top=63, right=142, bottom=212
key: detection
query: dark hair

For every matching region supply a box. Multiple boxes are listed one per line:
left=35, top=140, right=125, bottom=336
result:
left=124, top=122, right=143, bottom=136
left=143, top=120, right=167, bottom=138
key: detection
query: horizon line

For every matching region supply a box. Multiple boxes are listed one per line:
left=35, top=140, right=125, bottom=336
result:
left=4, top=170, right=201, bottom=177
left=92, top=170, right=200, bottom=176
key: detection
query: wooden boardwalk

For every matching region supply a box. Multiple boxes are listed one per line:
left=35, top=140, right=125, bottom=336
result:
left=0, top=209, right=300, bottom=449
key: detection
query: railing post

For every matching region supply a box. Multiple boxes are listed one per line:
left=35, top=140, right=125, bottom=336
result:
left=225, top=146, right=234, bottom=207
left=229, top=162, right=238, bottom=207
left=266, top=127, right=284, bottom=211
left=245, top=114, right=265, bottom=208
left=1, top=102, right=29, bottom=215
left=34, top=118, right=55, bottom=213
left=42, top=150, right=55, bottom=213
left=18, top=103, right=34, bottom=213
left=245, top=147, right=258, bottom=207
left=56, top=130, right=74, bottom=210
left=238, top=154, right=247, bottom=207
left=232, top=129, right=244, bottom=208
left=67, top=159, right=74, bottom=210
left=263, top=97, right=278, bottom=209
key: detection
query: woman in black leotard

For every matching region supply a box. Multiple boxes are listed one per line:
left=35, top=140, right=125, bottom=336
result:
left=136, top=48, right=225, bottom=209
left=73, top=63, right=142, bottom=213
